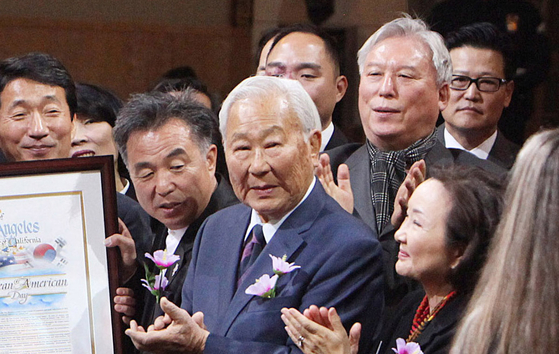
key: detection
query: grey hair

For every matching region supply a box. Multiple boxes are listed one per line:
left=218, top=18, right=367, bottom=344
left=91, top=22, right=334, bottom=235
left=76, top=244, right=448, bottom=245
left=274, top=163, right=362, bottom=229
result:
left=219, top=76, right=321, bottom=141
left=114, top=89, right=220, bottom=166
left=357, top=15, right=452, bottom=86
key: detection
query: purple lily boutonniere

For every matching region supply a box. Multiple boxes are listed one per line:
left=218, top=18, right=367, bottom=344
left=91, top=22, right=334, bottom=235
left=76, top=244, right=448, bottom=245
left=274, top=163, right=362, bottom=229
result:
left=245, top=274, right=279, bottom=298
left=142, top=249, right=180, bottom=303
left=245, top=254, right=300, bottom=299
left=392, top=338, right=423, bottom=354
left=271, top=254, right=301, bottom=275
left=145, top=249, right=180, bottom=269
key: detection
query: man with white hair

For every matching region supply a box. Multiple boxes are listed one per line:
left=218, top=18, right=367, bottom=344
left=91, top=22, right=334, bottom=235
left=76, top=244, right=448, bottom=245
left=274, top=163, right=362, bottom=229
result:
left=323, top=16, right=504, bottom=306
left=126, top=76, right=384, bottom=354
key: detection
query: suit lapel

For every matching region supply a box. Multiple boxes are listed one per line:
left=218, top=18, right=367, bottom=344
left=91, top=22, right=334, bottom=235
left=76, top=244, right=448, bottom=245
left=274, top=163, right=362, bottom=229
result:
left=165, top=228, right=194, bottom=285
left=435, top=123, right=446, bottom=145
left=425, top=140, right=454, bottom=169
left=217, top=183, right=322, bottom=336
left=210, top=207, right=251, bottom=334
left=346, top=145, right=377, bottom=232
left=488, top=131, right=519, bottom=169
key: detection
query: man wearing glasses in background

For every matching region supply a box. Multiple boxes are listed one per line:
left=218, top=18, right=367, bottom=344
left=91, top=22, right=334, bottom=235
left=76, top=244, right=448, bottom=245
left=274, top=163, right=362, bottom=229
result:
left=437, top=22, right=520, bottom=169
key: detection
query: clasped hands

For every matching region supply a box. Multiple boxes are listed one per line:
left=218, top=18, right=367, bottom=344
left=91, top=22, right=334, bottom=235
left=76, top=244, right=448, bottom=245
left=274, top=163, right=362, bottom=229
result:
left=126, top=297, right=209, bottom=354
left=104, top=220, right=209, bottom=353
left=281, top=305, right=361, bottom=354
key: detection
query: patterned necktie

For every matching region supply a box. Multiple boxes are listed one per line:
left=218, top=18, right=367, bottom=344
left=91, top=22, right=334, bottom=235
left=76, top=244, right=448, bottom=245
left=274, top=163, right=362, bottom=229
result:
left=367, top=131, right=437, bottom=233
left=369, top=148, right=407, bottom=233
left=237, top=224, right=266, bottom=286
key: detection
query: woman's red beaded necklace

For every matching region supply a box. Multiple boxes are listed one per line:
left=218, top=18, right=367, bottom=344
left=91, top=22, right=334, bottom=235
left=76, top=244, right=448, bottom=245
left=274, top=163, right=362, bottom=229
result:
left=407, top=291, right=457, bottom=343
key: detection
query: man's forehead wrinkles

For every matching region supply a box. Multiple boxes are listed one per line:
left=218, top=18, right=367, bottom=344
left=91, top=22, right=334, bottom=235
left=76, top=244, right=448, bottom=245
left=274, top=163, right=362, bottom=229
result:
left=366, top=61, right=420, bottom=70
left=7, top=94, right=61, bottom=107
left=230, top=124, right=283, bottom=140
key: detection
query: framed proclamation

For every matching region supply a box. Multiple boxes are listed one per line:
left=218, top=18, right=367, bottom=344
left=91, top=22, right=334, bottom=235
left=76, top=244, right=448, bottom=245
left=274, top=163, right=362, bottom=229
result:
left=0, top=156, right=122, bottom=354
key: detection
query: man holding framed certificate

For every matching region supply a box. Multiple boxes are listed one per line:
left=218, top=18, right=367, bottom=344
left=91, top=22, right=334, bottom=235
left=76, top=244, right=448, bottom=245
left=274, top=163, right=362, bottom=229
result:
left=0, top=52, right=151, bottom=353
left=113, top=91, right=238, bottom=330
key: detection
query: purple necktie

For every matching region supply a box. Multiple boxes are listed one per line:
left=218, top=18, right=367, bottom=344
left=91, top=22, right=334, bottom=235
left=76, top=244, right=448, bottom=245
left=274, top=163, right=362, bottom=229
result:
left=237, top=224, right=265, bottom=286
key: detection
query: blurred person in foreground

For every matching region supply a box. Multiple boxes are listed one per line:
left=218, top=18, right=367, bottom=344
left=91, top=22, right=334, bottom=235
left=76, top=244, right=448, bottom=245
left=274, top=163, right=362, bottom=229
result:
left=282, top=165, right=503, bottom=354
left=450, top=128, right=559, bottom=354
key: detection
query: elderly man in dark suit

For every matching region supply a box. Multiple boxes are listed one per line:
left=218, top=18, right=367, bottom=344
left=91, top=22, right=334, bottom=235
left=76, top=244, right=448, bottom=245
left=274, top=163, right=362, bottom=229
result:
left=126, top=76, right=383, bottom=354
left=113, top=91, right=238, bottom=329
left=437, top=22, right=520, bottom=169
left=319, top=17, right=505, bottom=308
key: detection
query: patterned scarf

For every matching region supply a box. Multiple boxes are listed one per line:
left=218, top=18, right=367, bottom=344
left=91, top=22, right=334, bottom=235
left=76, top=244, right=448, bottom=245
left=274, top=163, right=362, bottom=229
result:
left=367, top=131, right=437, bottom=233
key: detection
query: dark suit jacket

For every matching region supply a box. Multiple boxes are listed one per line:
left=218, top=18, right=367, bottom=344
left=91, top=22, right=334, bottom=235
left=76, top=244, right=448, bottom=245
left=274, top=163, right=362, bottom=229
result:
left=117, top=193, right=153, bottom=260
left=436, top=123, right=520, bottom=169
left=324, top=124, right=350, bottom=151
left=378, top=289, right=468, bottom=354
left=326, top=139, right=505, bottom=307
left=124, top=179, right=138, bottom=202
left=181, top=182, right=384, bottom=354
left=139, top=176, right=238, bottom=328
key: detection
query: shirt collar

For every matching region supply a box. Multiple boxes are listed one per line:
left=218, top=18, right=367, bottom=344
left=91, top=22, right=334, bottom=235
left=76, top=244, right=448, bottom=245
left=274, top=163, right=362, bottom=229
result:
left=119, top=178, right=130, bottom=195
left=246, top=177, right=316, bottom=243
left=444, top=128, right=497, bottom=160
left=320, top=122, right=334, bottom=152
left=166, top=226, right=188, bottom=255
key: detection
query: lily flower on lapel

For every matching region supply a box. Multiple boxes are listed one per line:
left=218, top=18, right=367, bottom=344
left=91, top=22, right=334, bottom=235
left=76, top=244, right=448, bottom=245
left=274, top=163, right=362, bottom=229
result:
left=145, top=249, right=180, bottom=269
left=270, top=254, right=301, bottom=276
left=392, top=338, right=423, bottom=354
left=142, top=274, right=169, bottom=303
left=245, top=274, right=279, bottom=298
left=142, top=274, right=169, bottom=292
left=142, top=249, right=178, bottom=303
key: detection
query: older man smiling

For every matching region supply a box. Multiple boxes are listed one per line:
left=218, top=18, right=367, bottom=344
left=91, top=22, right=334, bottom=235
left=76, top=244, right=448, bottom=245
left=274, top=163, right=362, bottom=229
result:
left=320, top=16, right=505, bottom=309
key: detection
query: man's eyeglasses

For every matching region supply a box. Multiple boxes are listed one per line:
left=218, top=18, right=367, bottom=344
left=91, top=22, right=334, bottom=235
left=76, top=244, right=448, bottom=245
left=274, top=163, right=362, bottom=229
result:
left=450, top=75, right=507, bottom=92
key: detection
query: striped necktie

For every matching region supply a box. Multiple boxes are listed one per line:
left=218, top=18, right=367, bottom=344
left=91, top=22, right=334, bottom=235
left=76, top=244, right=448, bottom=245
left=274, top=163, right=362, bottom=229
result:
left=237, top=224, right=266, bottom=285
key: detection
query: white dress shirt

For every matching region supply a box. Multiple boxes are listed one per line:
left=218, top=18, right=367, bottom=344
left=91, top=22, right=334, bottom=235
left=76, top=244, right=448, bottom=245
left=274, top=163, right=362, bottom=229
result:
left=245, top=178, right=316, bottom=243
left=166, top=226, right=188, bottom=255
left=444, top=128, right=497, bottom=160
left=320, top=122, right=335, bottom=152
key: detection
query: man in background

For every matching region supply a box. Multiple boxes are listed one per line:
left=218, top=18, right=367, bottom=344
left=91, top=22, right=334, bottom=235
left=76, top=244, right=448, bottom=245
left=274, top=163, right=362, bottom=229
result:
left=266, top=24, right=349, bottom=151
left=437, top=22, right=519, bottom=169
